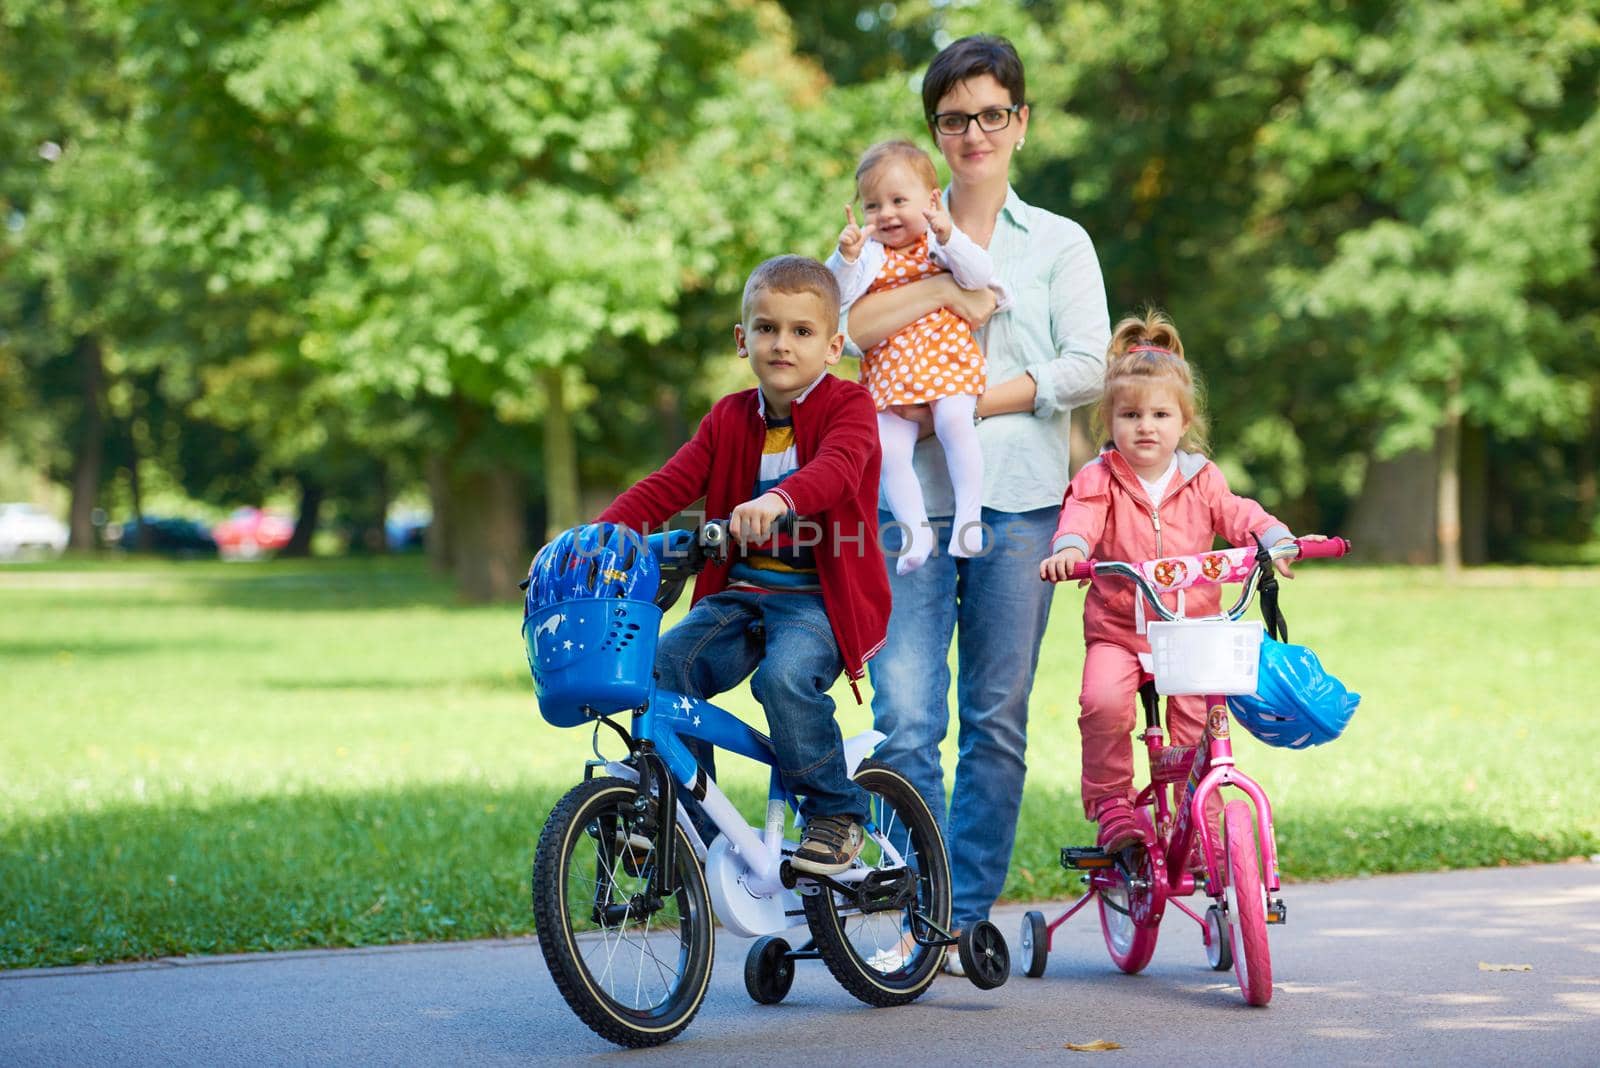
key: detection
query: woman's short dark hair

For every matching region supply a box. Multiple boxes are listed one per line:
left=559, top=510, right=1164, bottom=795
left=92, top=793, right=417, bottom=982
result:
left=921, top=35, right=1026, bottom=130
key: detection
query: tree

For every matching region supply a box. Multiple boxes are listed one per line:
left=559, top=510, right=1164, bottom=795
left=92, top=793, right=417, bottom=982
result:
left=1244, top=0, right=1600, bottom=568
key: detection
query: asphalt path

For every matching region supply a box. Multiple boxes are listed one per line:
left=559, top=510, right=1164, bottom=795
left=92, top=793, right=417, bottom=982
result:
left=3, top=862, right=1597, bottom=1066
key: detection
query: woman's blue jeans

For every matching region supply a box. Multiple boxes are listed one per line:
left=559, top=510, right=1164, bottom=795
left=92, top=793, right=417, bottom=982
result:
left=868, top=507, right=1060, bottom=929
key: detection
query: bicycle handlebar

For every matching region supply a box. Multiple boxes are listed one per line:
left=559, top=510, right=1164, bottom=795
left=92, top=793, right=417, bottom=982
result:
left=1290, top=535, right=1350, bottom=560
left=1064, top=536, right=1351, bottom=624
left=647, top=513, right=796, bottom=611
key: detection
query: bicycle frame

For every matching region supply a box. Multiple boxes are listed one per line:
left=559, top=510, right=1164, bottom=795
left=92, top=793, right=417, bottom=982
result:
left=1144, top=695, right=1279, bottom=900
left=590, top=690, right=889, bottom=899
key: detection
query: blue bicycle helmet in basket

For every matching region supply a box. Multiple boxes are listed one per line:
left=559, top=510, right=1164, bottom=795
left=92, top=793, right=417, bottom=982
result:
left=523, top=523, right=663, bottom=728
left=1227, top=638, right=1360, bottom=749
left=526, top=523, right=659, bottom=609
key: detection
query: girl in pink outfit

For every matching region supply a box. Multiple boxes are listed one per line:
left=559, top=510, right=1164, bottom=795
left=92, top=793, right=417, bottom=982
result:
left=1039, top=311, right=1311, bottom=853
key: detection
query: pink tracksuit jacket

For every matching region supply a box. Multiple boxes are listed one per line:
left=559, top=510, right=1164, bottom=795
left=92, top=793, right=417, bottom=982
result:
left=1052, top=446, right=1292, bottom=814
left=1052, top=446, right=1292, bottom=650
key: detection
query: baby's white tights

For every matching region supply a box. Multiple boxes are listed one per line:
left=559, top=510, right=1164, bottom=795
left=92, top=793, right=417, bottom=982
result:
left=878, top=394, right=984, bottom=576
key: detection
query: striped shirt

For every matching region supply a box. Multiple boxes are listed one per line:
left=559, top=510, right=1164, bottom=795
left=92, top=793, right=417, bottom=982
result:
left=727, top=415, right=820, bottom=592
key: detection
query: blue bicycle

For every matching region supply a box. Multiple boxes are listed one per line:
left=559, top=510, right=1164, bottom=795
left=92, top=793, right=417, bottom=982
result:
left=524, top=520, right=1008, bottom=1048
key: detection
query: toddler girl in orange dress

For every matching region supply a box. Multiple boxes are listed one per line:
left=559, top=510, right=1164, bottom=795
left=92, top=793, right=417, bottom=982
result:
left=827, top=140, right=1009, bottom=574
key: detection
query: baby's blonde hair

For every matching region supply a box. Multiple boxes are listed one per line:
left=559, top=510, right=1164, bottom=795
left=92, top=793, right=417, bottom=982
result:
left=1095, top=309, right=1209, bottom=454
left=854, top=139, right=940, bottom=196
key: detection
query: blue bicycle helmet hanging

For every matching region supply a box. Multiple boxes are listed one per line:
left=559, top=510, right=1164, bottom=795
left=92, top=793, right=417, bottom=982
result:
left=1227, top=638, right=1360, bottom=749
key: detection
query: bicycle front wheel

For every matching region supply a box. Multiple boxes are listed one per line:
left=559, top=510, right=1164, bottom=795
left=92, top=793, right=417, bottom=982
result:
left=802, top=759, right=951, bottom=1006
left=1223, top=799, right=1272, bottom=1006
left=532, top=777, right=714, bottom=1047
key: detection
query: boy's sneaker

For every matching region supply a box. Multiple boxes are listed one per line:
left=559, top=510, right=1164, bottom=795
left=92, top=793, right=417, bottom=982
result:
left=1094, top=797, right=1149, bottom=853
left=790, top=815, right=865, bottom=876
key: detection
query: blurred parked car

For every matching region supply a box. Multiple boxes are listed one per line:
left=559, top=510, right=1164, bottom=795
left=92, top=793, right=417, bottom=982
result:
left=0, top=502, right=69, bottom=560
left=385, top=510, right=431, bottom=552
left=213, top=507, right=294, bottom=559
left=116, top=516, right=218, bottom=557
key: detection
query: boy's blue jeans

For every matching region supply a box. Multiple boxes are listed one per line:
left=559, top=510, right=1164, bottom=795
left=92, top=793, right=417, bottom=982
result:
left=868, top=507, right=1060, bottom=930
left=654, top=589, right=870, bottom=824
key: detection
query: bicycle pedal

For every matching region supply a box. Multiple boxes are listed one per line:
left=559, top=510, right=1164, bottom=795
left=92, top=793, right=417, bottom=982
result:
left=1267, top=898, right=1288, bottom=925
left=1061, top=846, right=1115, bottom=870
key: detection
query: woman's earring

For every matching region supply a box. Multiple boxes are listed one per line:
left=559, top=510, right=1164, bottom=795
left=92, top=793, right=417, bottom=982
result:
left=1017, top=137, right=1026, bottom=152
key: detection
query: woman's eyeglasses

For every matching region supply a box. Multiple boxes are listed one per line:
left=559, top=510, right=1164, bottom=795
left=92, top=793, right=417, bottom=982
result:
left=930, top=105, right=1022, bottom=137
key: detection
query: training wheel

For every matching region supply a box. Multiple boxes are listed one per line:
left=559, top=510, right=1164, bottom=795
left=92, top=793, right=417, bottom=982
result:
left=958, top=920, right=1010, bottom=990
left=1019, top=910, right=1049, bottom=978
left=743, top=936, right=795, bottom=1005
left=1204, top=904, right=1233, bottom=971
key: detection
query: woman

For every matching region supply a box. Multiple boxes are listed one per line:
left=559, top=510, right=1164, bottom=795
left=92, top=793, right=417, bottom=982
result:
left=846, top=34, right=1110, bottom=963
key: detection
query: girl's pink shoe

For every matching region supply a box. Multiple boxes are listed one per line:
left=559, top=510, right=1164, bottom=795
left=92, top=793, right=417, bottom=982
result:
left=1094, top=797, right=1149, bottom=852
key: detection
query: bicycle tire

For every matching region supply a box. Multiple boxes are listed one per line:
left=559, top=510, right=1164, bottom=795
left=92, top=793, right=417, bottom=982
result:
left=1097, top=876, right=1161, bottom=974
left=1096, top=809, right=1162, bottom=974
left=801, top=759, right=951, bottom=1006
left=1223, top=799, right=1272, bottom=1006
left=532, top=777, right=714, bottom=1047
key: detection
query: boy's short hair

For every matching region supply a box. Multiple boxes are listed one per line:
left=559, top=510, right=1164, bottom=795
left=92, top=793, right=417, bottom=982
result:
left=741, top=255, right=841, bottom=327
left=921, top=35, right=1026, bottom=132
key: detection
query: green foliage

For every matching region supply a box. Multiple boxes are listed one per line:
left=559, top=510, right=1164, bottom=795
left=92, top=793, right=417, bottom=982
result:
left=3, top=0, right=1599, bottom=565
left=1254, top=0, right=1600, bottom=456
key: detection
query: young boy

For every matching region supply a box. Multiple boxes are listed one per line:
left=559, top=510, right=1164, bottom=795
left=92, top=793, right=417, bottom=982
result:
left=597, top=255, right=890, bottom=875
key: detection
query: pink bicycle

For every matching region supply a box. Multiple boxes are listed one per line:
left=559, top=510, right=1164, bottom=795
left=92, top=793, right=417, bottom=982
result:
left=1023, top=536, right=1351, bottom=1006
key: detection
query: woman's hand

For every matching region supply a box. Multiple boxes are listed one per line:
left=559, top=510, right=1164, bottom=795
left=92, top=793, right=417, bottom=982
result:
left=1040, top=546, right=1087, bottom=583
left=946, top=283, right=997, bottom=329
left=891, top=404, right=935, bottom=440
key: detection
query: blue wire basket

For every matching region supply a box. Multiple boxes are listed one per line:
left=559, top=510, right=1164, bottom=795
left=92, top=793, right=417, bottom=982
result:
left=524, top=598, right=663, bottom=728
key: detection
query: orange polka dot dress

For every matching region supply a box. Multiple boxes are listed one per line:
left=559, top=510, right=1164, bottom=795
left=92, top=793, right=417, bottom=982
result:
left=860, top=234, right=986, bottom=411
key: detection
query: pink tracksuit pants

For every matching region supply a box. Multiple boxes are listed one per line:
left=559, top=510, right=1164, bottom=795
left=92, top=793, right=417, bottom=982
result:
left=1078, top=640, right=1208, bottom=818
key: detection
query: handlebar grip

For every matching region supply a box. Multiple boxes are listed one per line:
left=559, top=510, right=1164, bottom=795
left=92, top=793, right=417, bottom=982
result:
left=1067, top=560, right=1095, bottom=581
left=1295, top=536, right=1351, bottom=560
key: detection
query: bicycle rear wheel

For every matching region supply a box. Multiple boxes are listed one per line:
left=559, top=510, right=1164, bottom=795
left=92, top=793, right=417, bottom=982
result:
left=802, top=759, right=950, bottom=1006
left=1223, top=799, right=1272, bottom=1006
left=1096, top=872, right=1161, bottom=974
left=532, top=777, right=714, bottom=1047
left=1096, top=810, right=1162, bottom=974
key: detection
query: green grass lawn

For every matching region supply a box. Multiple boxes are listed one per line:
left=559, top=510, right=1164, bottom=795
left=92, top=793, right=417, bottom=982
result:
left=2, top=556, right=1595, bottom=967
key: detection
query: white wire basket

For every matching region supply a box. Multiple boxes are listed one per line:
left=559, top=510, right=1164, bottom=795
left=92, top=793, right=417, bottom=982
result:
left=1146, top=619, right=1264, bottom=696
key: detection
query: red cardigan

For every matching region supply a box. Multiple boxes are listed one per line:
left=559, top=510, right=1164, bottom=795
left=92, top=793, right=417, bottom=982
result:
left=597, top=373, right=890, bottom=691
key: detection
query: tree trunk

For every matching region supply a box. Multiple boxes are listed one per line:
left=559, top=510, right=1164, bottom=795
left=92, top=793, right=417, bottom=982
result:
left=282, top=475, right=324, bottom=558
left=1460, top=423, right=1488, bottom=566
left=346, top=460, right=389, bottom=555
left=126, top=420, right=152, bottom=553
left=1436, top=380, right=1463, bottom=577
left=542, top=365, right=580, bottom=541
left=448, top=460, right=525, bottom=602
left=67, top=336, right=105, bottom=551
left=1577, top=384, right=1599, bottom=539
left=1069, top=406, right=1097, bottom=476
left=425, top=455, right=453, bottom=574
left=1347, top=441, right=1438, bottom=564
